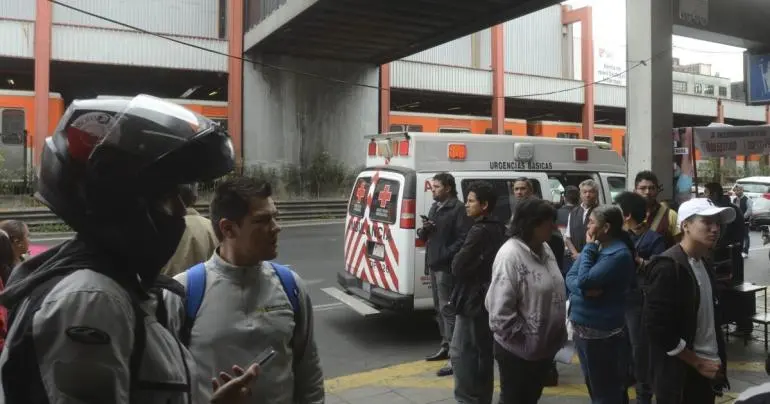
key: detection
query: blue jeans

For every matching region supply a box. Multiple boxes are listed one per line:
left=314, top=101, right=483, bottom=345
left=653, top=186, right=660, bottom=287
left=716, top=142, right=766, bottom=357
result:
left=574, top=332, right=629, bottom=404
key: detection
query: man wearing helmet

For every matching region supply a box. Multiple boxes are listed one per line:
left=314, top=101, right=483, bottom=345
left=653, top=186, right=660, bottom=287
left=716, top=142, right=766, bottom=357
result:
left=0, top=95, right=249, bottom=403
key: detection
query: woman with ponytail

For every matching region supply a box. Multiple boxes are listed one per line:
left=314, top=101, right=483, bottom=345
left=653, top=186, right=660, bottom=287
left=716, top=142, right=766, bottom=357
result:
left=565, top=204, right=636, bottom=403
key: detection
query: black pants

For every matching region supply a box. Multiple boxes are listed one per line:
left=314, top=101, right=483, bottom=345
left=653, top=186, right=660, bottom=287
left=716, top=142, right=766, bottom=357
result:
left=652, top=356, right=716, bottom=404
left=494, top=340, right=553, bottom=404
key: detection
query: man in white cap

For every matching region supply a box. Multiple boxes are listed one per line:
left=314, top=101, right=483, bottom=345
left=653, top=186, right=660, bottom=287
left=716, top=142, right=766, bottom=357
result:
left=643, top=198, right=733, bottom=403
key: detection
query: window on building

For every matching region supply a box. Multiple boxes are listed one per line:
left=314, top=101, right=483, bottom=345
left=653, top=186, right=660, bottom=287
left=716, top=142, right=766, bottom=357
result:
left=718, top=86, right=728, bottom=97
left=694, top=83, right=703, bottom=94
left=389, top=124, right=423, bottom=133
left=439, top=127, right=471, bottom=133
left=672, top=80, right=688, bottom=93
left=704, top=84, right=715, bottom=96
left=556, top=132, right=579, bottom=139
left=0, top=109, right=25, bottom=145
left=218, top=0, right=227, bottom=39
left=594, top=135, right=612, bottom=144
left=484, top=129, right=513, bottom=135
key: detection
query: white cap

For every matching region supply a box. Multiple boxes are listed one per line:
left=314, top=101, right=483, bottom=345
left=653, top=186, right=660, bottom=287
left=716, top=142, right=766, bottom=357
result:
left=676, top=198, right=736, bottom=228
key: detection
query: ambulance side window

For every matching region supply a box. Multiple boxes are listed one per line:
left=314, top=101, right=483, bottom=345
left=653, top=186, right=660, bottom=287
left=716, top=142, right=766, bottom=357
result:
left=606, top=176, right=626, bottom=201
left=548, top=173, right=601, bottom=205
left=369, top=179, right=401, bottom=224
left=348, top=177, right=371, bottom=218
left=460, top=179, right=543, bottom=225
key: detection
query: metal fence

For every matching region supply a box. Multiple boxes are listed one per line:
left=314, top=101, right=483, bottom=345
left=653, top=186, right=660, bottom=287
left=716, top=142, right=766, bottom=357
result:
left=0, top=199, right=349, bottom=226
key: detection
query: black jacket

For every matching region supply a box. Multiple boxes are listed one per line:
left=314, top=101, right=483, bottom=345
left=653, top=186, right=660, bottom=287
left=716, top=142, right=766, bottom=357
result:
left=643, top=245, right=728, bottom=398
left=449, top=215, right=506, bottom=316
left=418, top=197, right=473, bottom=272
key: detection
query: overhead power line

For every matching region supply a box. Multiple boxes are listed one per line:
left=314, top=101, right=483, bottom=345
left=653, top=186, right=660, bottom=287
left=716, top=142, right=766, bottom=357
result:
left=49, top=0, right=672, bottom=99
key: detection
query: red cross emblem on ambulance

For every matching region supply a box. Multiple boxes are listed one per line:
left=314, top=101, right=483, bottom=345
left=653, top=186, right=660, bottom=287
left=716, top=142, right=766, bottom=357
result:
left=355, top=182, right=367, bottom=202
left=378, top=185, right=392, bottom=208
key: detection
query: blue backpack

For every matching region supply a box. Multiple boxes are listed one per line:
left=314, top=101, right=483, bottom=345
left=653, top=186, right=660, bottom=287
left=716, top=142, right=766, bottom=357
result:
left=179, top=261, right=300, bottom=346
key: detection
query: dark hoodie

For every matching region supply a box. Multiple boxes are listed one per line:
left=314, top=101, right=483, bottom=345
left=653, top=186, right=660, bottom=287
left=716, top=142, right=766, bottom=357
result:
left=449, top=215, right=507, bottom=316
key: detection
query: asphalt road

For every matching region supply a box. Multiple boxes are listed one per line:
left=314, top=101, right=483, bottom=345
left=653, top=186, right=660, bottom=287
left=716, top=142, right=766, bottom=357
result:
left=30, top=222, right=441, bottom=379
left=30, top=224, right=770, bottom=380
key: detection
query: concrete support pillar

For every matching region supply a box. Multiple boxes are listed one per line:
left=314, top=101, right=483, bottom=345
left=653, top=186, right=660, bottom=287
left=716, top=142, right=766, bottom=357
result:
left=34, top=0, right=52, bottom=168
left=562, top=6, right=594, bottom=140
left=243, top=54, right=378, bottom=169
left=625, top=0, right=673, bottom=200
left=491, top=25, right=505, bottom=134
left=227, top=0, right=245, bottom=170
left=379, top=64, right=390, bottom=133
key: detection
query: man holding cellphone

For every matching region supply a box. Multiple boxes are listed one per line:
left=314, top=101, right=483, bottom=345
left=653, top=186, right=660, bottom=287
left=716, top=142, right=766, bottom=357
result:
left=419, top=172, right=473, bottom=377
left=164, top=177, right=324, bottom=404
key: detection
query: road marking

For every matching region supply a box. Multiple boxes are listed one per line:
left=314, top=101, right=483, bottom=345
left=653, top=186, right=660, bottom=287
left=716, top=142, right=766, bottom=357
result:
left=313, top=302, right=343, bottom=311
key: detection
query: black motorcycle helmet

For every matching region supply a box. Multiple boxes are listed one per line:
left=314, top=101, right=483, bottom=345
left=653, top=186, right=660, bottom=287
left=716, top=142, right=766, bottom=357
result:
left=36, top=94, right=234, bottom=284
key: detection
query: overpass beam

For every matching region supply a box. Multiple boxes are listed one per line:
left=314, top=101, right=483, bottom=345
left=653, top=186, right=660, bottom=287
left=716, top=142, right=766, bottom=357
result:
left=626, top=0, right=674, bottom=200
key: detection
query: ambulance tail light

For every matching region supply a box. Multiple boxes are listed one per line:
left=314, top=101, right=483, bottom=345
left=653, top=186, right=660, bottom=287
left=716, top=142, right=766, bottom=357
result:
left=400, top=198, right=416, bottom=229
left=574, top=147, right=589, bottom=162
left=398, top=140, right=410, bottom=156
left=367, top=141, right=377, bottom=156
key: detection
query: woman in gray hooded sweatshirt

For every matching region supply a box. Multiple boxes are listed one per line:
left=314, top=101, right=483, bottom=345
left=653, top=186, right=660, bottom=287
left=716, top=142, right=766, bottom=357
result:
left=485, top=198, right=567, bottom=404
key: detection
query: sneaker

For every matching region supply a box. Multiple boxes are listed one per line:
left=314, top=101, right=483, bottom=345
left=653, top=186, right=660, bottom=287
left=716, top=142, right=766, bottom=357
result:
left=742, top=252, right=749, bottom=258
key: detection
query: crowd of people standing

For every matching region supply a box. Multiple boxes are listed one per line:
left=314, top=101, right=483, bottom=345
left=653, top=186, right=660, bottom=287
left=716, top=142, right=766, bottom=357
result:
left=419, top=170, right=751, bottom=404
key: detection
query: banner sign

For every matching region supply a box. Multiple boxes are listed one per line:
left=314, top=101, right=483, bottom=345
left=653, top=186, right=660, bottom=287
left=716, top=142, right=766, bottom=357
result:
left=693, top=125, right=770, bottom=157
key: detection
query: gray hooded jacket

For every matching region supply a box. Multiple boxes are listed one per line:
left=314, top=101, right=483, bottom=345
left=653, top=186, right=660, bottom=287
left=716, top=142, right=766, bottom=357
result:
left=163, top=253, right=324, bottom=404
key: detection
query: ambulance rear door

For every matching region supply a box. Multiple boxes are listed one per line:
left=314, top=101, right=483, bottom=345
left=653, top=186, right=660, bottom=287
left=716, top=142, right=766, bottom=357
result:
left=343, top=167, right=417, bottom=304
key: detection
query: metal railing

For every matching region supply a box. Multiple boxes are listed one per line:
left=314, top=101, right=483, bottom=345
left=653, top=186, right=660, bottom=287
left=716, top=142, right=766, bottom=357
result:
left=0, top=199, right=349, bottom=226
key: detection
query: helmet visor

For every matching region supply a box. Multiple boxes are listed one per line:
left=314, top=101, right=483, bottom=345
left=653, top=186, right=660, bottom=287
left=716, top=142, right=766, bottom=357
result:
left=65, top=94, right=216, bottom=165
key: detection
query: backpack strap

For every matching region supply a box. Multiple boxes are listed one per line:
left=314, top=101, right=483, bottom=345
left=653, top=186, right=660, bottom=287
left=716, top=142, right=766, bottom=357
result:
left=270, top=262, right=305, bottom=367
left=180, top=262, right=207, bottom=346
left=270, top=262, right=300, bottom=314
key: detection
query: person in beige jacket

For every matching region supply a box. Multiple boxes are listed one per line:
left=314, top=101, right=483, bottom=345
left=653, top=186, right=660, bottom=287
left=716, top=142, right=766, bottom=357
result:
left=162, top=183, right=219, bottom=277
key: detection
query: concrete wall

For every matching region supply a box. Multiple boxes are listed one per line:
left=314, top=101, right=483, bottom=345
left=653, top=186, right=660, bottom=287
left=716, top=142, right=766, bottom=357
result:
left=242, top=54, right=378, bottom=170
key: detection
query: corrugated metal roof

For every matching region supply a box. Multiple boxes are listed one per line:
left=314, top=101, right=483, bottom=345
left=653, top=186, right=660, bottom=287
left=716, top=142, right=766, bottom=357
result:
left=52, top=25, right=227, bottom=72
left=490, top=6, right=564, bottom=77
left=244, top=0, right=564, bottom=64
left=0, top=0, right=35, bottom=20
left=506, top=73, right=583, bottom=104
left=0, top=20, right=34, bottom=59
left=52, top=0, right=221, bottom=39
left=390, top=61, right=768, bottom=121
left=402, top=34, right=474, bottom=68
left=390, top=61, right=491, bottom=96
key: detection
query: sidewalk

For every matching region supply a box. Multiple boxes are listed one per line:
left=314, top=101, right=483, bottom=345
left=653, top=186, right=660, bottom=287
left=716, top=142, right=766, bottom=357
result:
left=325, top=336, right=770, bottom=404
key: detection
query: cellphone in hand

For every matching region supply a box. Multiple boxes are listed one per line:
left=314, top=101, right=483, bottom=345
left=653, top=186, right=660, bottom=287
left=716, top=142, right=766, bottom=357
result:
left=252, top=347, right=277, bottom=368
left=420, top=215, right=430, bottom=221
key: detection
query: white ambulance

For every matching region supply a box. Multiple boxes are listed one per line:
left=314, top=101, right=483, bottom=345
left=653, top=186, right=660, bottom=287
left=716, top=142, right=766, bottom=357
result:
left=322, top=132, right=627, bottom=316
